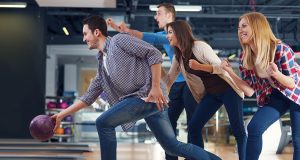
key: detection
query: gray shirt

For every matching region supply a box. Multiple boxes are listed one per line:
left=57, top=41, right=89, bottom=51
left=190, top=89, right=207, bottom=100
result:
left=79, top=33, right=168, bottom=130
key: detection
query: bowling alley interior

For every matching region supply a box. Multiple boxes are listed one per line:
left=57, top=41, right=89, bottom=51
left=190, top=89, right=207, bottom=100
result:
left=1, top=0, right=300, bottom=160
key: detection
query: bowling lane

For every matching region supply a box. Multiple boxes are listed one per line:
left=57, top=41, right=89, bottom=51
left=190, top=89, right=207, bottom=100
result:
left=0, top=139, right=93, bottom=159
left=0, top=154, right=84, bottom=160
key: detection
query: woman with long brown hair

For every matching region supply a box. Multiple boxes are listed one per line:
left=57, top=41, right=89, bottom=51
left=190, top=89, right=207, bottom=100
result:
left=163, top=20, right=247, bottom=160
left=222, top=12, right=300, bottom=160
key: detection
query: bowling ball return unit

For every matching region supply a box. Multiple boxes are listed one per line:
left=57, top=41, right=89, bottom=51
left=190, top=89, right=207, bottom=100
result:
left=0, top=141, right=92, bottom=160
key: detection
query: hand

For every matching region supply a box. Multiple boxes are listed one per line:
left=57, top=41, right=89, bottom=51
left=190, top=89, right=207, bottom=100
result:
left=51, top=113, right=63, bottom=131
left=106, top=18, right=114, bottom=28
left=266, top=62, right=279, bottom=78
left=145, top=87, right=168, bottom=111
left=189, top=59, right=201, bottom=70
left=106, top=18, right=112, bottom=25
left=106, top=18, right=123, bottom=32
left=221, top=59, right=233, bottom=72
left=118, top=22, right=130, bottom=33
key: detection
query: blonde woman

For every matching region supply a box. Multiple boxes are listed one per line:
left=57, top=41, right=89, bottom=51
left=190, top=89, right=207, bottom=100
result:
left=164, top=20, right=247, bottom=160
left=222, top=12, right=300, bottom=160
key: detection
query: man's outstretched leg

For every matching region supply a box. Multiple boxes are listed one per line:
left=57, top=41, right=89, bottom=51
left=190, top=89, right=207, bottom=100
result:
left=96, top=97, right=160, bottom=160
left=145, top=110, right=221, bottom=160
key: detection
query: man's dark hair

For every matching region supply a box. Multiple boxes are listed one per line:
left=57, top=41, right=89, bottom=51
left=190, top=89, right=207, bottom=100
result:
left=82, top=15, right=108, bottom=36
left=157, top=3, right=176, bottom=21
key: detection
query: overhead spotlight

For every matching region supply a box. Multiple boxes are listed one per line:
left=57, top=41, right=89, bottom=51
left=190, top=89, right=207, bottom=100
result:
left=62, top=27, right=69, bottom=36
left=149, top=5, right=202, bottom=12
left=0, top=2, right=27, bottom=8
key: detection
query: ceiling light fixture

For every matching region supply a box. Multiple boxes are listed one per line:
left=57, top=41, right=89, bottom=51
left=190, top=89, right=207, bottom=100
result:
left=149, top=5, right=202, bottom=12
left=62, top=27, right=70, bottom=36
left=0, top=2, right=27, bottom=8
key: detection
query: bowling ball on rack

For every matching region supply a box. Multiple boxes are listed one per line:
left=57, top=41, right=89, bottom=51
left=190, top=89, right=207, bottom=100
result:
left=64, top=115, right=73, bottom=122
left=46, top=102, right=56, bottom=109
left=55, top=127, right=64, bottom=135
left=59, top=102, right=68, bottom=109
left=64, top=127, right=72, bottom=135
left=29, top=115, right=55, bottom=141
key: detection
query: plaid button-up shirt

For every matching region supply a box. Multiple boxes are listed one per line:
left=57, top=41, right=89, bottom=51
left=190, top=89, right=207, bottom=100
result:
left=79, top=33, right=167, bottom=130
left=240, top=43, right=300, bottom=106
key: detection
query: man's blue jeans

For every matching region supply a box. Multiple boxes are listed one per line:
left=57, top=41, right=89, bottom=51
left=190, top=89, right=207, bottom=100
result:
left=246, top=89, right=300, bottom=160
left=95, top=97, right=221, bottom=160
left=166, top=81, right=198, bottom=160
left=188, top=87, right=247, bottom=160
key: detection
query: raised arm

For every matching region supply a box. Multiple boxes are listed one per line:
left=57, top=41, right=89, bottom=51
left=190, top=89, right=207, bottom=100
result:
left=106, top=18, right=143, bottom=39
left=190, top=41, right=223, bottom=74
left=106, top=18, right=169, bottom=45
left=189, top=60, right=213, bottom=73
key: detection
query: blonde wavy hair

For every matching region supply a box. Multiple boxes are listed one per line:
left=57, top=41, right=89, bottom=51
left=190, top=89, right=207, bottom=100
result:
left=239, top=12, right=280, bottom=70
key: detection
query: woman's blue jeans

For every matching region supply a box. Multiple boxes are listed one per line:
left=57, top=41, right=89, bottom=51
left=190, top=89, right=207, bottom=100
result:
left=95, top=97, right=221, bottom=160
left=246, top=89, right=300, bottom=160
left=188, top=87, right=247, bottom=160
left=166, top=81, right=198, bottom=160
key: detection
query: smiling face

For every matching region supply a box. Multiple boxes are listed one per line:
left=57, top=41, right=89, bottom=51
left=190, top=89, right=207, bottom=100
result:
left=82, top=24, right=99, bottom=50
left=166, top=26, right=178, bottom=47
left=154, top=6, right=171, bottom=29
left=238, top=17, right=253, bottom=45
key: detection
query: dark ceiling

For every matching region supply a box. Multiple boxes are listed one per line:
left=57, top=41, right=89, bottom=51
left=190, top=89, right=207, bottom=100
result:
left=3, top=0, right=300, bottom=50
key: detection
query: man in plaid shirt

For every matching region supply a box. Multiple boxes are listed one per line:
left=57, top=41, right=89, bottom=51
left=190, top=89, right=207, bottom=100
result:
left=51, top=15, right=221, bottom=160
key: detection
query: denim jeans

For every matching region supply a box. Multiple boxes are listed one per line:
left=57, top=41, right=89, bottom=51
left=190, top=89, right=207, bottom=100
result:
left=188, top=87, right=247, bottom=160
left=166, top=82, right=198, bottom=160
left=95, top=97, right=221, bottom=160
left=246, top=89, right=300, bottom=160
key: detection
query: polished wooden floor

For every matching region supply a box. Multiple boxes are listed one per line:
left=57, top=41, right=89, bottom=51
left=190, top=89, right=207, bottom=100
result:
left=0, top=140, right=293, bottom=160
left=82, top=142, right=293, bottom=160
